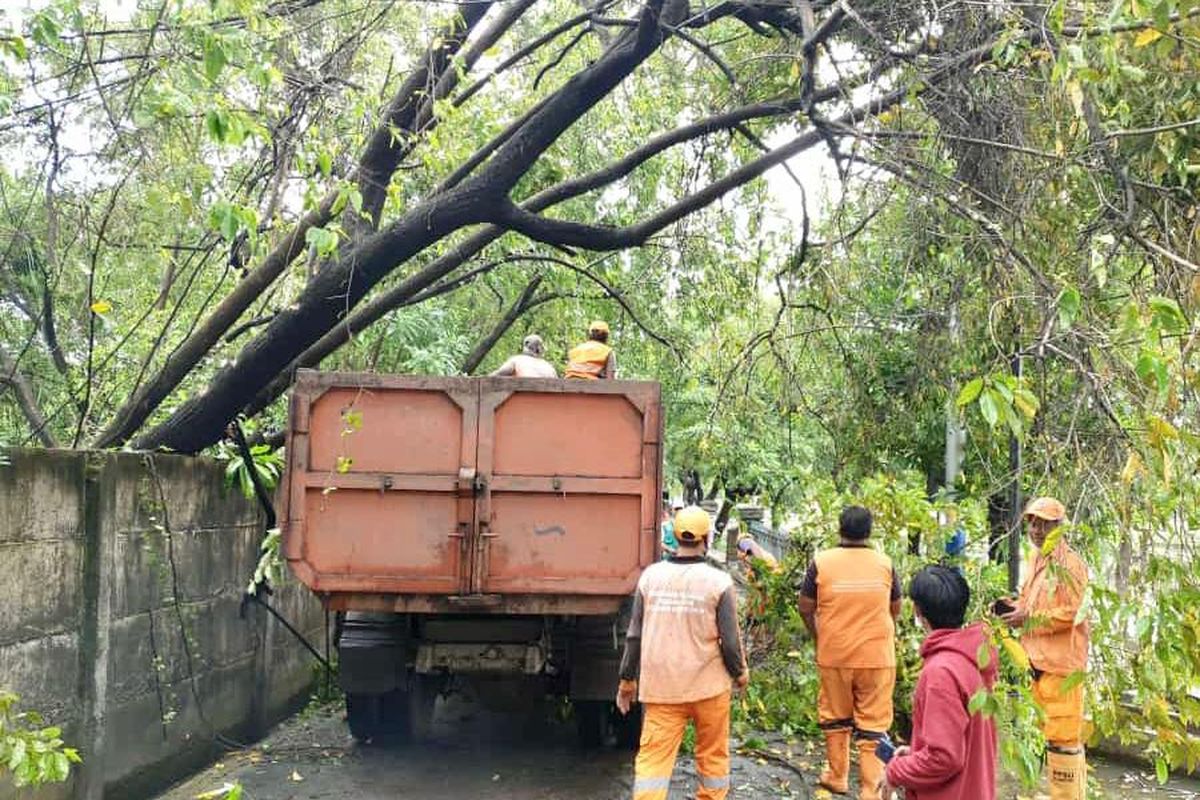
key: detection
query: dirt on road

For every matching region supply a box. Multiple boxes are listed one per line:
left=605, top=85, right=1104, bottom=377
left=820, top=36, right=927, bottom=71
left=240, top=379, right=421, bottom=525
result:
left=158, top=688, right=1200, bottom=800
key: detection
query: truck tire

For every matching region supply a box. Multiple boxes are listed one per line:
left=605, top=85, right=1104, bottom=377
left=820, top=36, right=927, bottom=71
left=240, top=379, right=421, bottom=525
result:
left=408, top=674, right=437, bottom=740
left=347, top=691, right=389, bottom=742
left=347, top=688, right=418, bottom=743
left=575, top=700, right=608, bottom=748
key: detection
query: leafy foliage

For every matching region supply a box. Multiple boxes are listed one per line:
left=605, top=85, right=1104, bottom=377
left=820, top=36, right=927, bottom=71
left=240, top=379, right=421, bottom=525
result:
left=0, top=690, right=81, bottom=788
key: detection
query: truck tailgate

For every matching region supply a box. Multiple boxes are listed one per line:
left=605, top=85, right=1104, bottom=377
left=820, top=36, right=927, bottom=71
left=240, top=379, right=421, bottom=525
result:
left=281, top=371, right=661, bottom=612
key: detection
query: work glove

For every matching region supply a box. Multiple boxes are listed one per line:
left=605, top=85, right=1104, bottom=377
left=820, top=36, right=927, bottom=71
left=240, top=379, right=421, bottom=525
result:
left=616, top=679, right=637, bottom=715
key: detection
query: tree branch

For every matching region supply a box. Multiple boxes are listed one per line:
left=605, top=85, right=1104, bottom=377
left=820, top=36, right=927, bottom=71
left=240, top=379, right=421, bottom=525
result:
left=460, top=274, right=545, bottom=374
left=0, top=348, right=57, bottom=447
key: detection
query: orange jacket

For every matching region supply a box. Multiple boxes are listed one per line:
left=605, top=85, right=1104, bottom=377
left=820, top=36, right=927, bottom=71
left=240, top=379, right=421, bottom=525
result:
left=807, top=545, right=898, bottom=669
left=625, top=559, right=744, bottom=703
left=1017, top=540, right=1089, bottom=676
left=564, top=341, right=612, bottom=379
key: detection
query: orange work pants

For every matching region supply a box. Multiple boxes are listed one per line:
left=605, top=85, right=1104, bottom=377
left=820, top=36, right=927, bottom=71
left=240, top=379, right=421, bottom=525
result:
left=633, top=691, right=731, bottom=800
left=1032, top=672, right=1085, bottom=747
left=817, top=666, right=895, bottom=736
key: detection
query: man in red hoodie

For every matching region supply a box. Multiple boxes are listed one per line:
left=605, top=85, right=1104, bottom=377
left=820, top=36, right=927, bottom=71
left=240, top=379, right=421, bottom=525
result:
left=882, top=566, right=998, bottom=800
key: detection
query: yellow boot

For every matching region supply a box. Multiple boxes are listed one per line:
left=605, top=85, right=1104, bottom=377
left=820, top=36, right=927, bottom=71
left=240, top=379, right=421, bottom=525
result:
left=819, top=728, right=851, bottom=794
left=1046, top=747, right=1086, bottom=800
left=857, top=739, right=884, bottom=800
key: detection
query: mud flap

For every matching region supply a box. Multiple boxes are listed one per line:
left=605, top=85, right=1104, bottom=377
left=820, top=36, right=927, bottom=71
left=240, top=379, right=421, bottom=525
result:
left=338, top=612, right=410, bottom=694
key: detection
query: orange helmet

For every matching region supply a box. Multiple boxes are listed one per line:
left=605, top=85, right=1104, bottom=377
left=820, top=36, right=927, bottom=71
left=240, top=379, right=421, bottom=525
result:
left=589, top=320, right=610, bottom=335
left=1023, top=496, right=1065, bottom=522
left=673, top=505, right=711, bottom=543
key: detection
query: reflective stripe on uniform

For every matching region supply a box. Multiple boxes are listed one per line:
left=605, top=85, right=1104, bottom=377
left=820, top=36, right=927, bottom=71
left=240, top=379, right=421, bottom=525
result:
left=698, top=774, right=730, bottom=789
left=633, top=776, right=671, bottom=794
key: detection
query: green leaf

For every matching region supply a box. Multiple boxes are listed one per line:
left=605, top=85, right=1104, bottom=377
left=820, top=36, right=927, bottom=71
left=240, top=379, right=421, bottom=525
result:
left=1136, top=350, right=1169, bottom=395
left=305, top=226, right=338, bottom=257
left=1153, top=0, right=1171, bottom=30
left=203, top=35, right=227, bottom=83
left=956, top=377, right=984, bottom=407
left=30, top=13, right=61, bottom=48
left=1059, top=670, right=1086, bottom=693
left=4, top=35, right=28, bottom=60
left=978, top=389, right=1000, bottom=428
left=205, top=109, right=229, bottom=144
left=1003, top=404, right=1023, bottom=439
left=1156, top=756, right=1169, bottom=784
left=317, top=151, right=333, bottom=178
left=976, top=641, right=992, bottom=669
left=1013, top=388, right=1040, bottom=419
left=1148, top=296, right=1188, bottom=334
left=1058, top=286, right=1081, bottom=329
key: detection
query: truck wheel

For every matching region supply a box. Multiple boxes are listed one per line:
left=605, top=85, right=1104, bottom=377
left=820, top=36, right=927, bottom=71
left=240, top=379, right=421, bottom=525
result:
left=346, top=692, right=386, bottom=742
left=407, top=674, right=438, bottom=740
left=614, top=704, right=643, bottom=751
left=575, top=700, right=608, bottom=748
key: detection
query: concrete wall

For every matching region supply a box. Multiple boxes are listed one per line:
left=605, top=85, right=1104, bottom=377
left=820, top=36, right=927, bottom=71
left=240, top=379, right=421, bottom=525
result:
left=0, top=449, right=325, bottom=800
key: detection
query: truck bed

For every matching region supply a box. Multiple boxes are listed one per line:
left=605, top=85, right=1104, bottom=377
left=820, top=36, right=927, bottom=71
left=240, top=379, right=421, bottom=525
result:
left=280, top=371, right=662, bottom=615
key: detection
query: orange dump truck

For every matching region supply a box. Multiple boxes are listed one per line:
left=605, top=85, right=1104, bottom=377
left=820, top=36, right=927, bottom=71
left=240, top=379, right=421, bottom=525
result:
left=280, top=370, right=662, bottom=743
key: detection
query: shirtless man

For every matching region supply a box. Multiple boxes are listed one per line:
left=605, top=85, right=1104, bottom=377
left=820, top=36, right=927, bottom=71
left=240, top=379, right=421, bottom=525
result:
left=491, top=334, right=558, bottom=378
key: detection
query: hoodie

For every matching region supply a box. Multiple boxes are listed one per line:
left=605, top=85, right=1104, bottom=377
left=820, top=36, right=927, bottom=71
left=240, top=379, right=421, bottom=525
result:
left=885, top=623, right=998, bottom=800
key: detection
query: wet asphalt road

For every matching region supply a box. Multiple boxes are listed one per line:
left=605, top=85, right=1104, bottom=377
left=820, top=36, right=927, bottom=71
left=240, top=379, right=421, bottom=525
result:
left=158, top=686, right=807, bottom=800
left=158, top=688, right=1200, bottom=800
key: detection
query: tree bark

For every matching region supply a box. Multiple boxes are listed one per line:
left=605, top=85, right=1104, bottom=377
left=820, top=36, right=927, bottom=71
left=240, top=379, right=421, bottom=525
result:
left=0, top=349, right=57, bottom=447
left=345, top=0, right=496, bottom=238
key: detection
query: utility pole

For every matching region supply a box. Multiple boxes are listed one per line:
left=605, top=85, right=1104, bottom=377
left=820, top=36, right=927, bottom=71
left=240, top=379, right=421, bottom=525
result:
left=1007, top=350, right=1023, bottom=594
left=944, top=301, right=965, bottom=494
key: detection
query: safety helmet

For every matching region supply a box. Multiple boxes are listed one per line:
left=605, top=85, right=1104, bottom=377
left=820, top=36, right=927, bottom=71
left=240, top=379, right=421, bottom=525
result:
left=1023, top=496, right=1065, bottom=522
left=673, top=505, right=711, bottom=543
left=588, top=320, right=610, bottom=335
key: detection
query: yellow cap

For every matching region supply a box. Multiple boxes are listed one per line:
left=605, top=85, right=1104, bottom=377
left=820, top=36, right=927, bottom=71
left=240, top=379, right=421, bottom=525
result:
left=1023, top=497, right=1065, bottom=522
left=589, top=320, right=610, bottom=334
left=674, top=505, right=711, bottom=542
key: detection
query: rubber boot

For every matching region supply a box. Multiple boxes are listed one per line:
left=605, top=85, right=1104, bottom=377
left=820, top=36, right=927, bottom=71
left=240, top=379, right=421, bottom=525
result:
left=1047, top=748, right=1086, bottom=800
left=856, top=739, right=884, bottom=800
left=819, top=728, right=851, bottom=794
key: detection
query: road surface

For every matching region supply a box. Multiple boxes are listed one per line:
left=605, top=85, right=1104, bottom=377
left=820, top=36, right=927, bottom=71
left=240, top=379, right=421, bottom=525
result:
left=158, top=687, right=1200, bottom=800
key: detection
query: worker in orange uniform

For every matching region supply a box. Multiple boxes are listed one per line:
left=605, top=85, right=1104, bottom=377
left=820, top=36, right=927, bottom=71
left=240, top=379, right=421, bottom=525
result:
left=564, top=320, right=616, bottom=379
left=797, top=505, right=900, bottom=800
left=998, top=497, right=1089, bottom=800
left=616, top=505, right=749, bottom=800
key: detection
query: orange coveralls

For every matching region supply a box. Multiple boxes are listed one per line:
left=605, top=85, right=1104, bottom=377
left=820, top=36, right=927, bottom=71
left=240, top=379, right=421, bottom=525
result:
left=564, top=340, right=612, bottom=379
left=800, top=544, right=899, bottom=800
left=1017, top=540, right=1089, bottom=746
left=618, top=556, right=747, bottom=800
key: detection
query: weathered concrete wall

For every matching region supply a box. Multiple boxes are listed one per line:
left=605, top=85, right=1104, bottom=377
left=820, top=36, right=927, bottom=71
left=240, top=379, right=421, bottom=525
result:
left=0, top=449, right=325, bottom=800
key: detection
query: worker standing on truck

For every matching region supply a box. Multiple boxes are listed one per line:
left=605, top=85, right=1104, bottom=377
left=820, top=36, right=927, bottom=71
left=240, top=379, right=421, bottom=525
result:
left=997, top=497, right=1089, bottom=800
left=564, top=320, right=616, bottom=379
left=617, top=505, right=749, bottom=800
left=490, top=334, right=558, bottom=377
left=797, top=505, right=900, bottom=800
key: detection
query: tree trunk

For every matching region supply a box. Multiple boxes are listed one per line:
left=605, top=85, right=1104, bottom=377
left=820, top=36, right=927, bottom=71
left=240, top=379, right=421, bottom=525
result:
left=0, top=349, right=57, bottom=447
